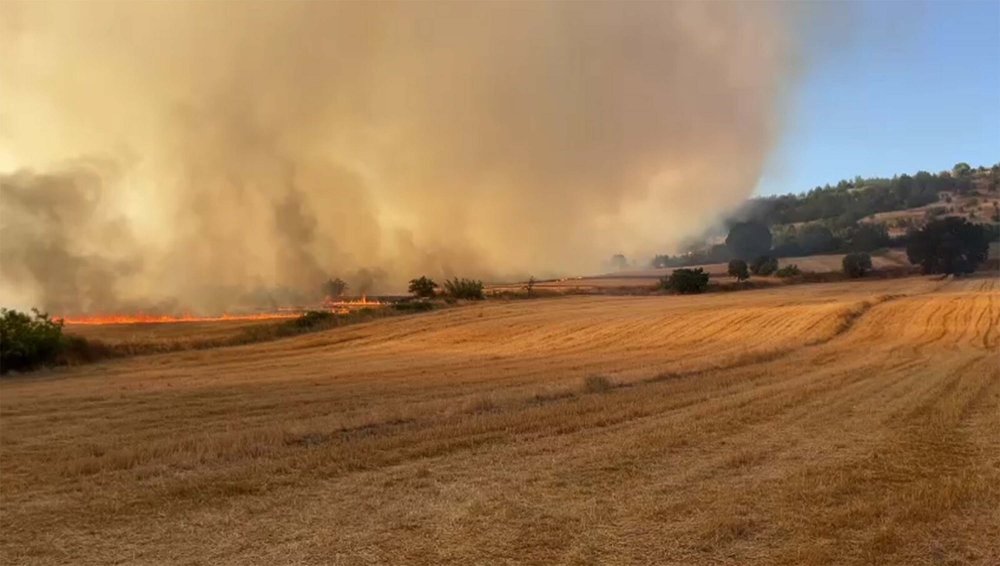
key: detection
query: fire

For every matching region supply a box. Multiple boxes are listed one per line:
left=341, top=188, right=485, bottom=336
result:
left=59, top=312, right=302, bottom=326
left=59, top=297, right=388, bottom=325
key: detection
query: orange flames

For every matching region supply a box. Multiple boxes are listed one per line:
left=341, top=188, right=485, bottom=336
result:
left=59, top=312, right=303, bottom=325
left=60, top=297, right=387, bottom=325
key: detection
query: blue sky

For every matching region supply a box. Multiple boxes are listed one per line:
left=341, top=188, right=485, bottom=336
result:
left=755, top=0, right=1000, bottom=197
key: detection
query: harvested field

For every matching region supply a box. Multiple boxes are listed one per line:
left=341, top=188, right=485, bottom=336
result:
left=1, top=276, right=998, bottom=565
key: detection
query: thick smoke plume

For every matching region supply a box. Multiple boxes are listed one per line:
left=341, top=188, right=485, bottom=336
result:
left=1, top=1, right=796, bottom=313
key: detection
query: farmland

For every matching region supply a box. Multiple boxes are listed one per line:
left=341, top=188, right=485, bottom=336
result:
left=1, top=276, right=998, bottom=564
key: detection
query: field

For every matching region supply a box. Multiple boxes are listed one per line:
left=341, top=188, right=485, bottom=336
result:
left=2, top=276, right=998, bottom=564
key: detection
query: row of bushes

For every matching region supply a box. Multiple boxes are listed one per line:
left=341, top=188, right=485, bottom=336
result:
left=408, top=276, right=484, bottom=300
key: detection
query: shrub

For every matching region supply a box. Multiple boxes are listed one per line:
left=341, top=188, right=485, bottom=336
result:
left=407, top=276, right=438, bottom=298
left=1, top=308, right=65, bottom=374
left=661, top=268, right=710, bottom=294
left=750, top=255, right=779, bottom=276
left=842, top=252, right=873, bottom=278
left=727, top=259, right=750, bottom=281
left=443, top=277, right=485, bottom=300
left=582, top=375, right=614, bottom=393
left=774, top=264, right=802, bottom=278
left=906, top=217, right=990, bottom=275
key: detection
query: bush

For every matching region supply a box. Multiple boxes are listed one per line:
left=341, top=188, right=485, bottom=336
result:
left=443, top=277, right=485, bottom=300
left=906, top=217, right=991, bottom=275
left=661, top=268, right=710, bottom=294
left=407, top=276, right=438, bottom=298
left=750, top=255, right=779, bottom=276
left=1, top=309, right=65, bottom=374
left=727, top=259, right=750, bottom=281
left=775, top=264, right=802, bottom=278
left=842, top=252, right=873, bottom=278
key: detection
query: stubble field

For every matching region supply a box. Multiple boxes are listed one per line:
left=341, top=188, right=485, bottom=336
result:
left=1, top=276, right=998, bottom=565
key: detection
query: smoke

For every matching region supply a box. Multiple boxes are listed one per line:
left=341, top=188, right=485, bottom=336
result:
left=1, top=1, right=802, bottom=313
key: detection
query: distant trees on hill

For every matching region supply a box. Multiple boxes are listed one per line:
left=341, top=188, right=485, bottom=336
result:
left=650, top=164, right=997, bottom=270
left=740, top=164, right=994, bottom=228
left=906, top=218, right=990, bottom=276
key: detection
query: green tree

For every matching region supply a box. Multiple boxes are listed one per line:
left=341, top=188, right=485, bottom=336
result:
left=750, top=255, right=779, bottom=276
left=1, top=308, right=65, bottom=373
left=725, top=221, right=772, bottom=260
left=952, top=162, right=972, bottom=177
left=407, top=276, right=438, bottom=298
left=443, top=278, right=485, bottom=300
left=906, top=217, right=990, bottom=275
left=842, top=252, right=873, bottom=278
left=661, top=268, right=710, bottom=294
left=727, top=259, right=750, bottom=282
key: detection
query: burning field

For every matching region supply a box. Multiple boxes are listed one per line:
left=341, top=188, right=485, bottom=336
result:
left=1, top=276, right=998, bottom=564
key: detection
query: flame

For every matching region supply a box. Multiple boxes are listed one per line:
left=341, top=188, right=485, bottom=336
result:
left=60, top=297, right=388, bottom=325
left=59, top=312, right=302, bottom=326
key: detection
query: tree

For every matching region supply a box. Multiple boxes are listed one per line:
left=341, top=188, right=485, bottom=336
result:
left=847, top=223, right=890, bottom=252
left=750, top=255, right=779, bottom=276
left=661, top=268, right=710, bottom=294
left=798, top=224, right=836, bottom=254
left=725, top=221, right=772, bottom=260
left=842, top=252, right=873, bottom=278
left=952, top=162, right=972, bottom=177
left=906, top=217, right=990, bottom=275
left=524, top=276, right=536, bottom=296
left=407, top=276, right=438, bottom=298
left=727, top=259, right=750, bottom=282
left=322, top=277, right=348, bottom=298
left=775, top=264, right=802, bottom=278
left=443, top=277, right=485, bottom=300
left=1, top=308, right=65, bottom=373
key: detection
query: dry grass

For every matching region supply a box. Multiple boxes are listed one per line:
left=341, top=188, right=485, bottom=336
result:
left=1, top=276, right=998, bottom=565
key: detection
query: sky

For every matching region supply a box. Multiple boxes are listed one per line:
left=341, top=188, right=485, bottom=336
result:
left=756, top=0, right=1000, bottom=197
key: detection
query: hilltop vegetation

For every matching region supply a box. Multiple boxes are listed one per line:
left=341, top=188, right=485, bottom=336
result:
left=653, top=162, right=999, bottom=269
